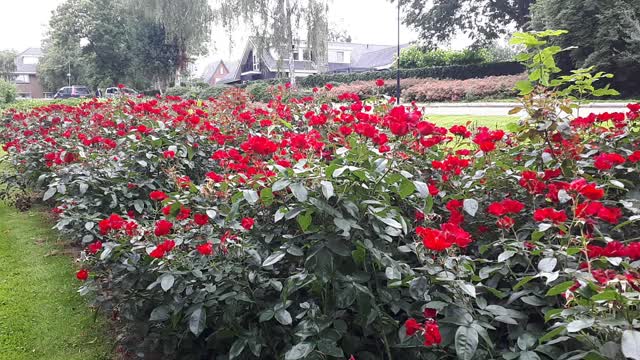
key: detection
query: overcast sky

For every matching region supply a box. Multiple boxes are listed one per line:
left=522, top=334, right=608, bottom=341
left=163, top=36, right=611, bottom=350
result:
left=0, top=0, right=468, bottom=72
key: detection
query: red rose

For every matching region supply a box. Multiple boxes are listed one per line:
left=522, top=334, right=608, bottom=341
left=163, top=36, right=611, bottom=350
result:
left=423, top=321, right=442, bottom=346
left=497, top=216, right=515, bottom=229
left=423, top=308, right=437, bottom=319
left=88, top=241, right=103, bottom=254
left=149, top=247, right=166, bottom=259
left=594, top=153, right=625, bottom=170
left=415, top=210, right=425, bottom=222
left=163, top=150, right=175, bottom=159
left=117, top=83, right=125, bottom=89
left=404, top=318, right=422, bottom=336
left=154, top=220, right=173, bottom=236
left=150, top=191, right=168, bottom=201
left=76, top=269, right=89, bottom=281
left=194, top=213, right=209, bottom=226
left=375, top=79, right=384, bottom=87
left=325, top=83, right=333, bottom=91
left=197, top=242, right=213, bottom=256
left=241, top=217, right=255, bottom=230
left=533, top=208, right=567, bottom=223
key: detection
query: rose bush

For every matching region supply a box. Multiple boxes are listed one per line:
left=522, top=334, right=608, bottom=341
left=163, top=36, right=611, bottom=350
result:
left=1, top=31, right=640, bottom=360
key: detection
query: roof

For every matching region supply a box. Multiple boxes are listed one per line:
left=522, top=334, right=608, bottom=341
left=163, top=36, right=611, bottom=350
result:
left=14, top=47, right=44, bottom=74
left=218, top=60, right=240, bottom=84
left=352, top=43, right=410, bottom=70
left=201, top=60, right=223, bottom=81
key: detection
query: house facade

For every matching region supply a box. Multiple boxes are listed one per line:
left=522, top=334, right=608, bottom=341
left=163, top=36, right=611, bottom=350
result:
left=12, top=48, right=47, bottom=99
left=211, top=39, right=408, bottom=85
left=201, top=60, right=238, bottom=86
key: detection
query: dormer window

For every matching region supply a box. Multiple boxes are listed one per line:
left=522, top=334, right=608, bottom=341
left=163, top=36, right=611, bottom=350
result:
left=22, top=56, right=39, bottom=65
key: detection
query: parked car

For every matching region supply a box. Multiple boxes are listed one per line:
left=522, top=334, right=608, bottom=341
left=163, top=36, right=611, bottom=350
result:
left=53, top=86, right=92, bottom=99
left=104, top=87, right=139, bottom=98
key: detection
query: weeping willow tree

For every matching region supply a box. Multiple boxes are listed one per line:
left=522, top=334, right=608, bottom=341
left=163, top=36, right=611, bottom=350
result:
left=213, top=0, right=329, bottom=86
left=130, top=0, right=214, bottom=85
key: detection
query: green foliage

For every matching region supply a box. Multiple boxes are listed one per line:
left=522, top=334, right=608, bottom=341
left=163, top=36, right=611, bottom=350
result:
left=397, top=0, right=535, bottom=47
left=530, top=0, right=640, bottom=96
left=0, top=79, right=17, bottom=105
left=298, top=61, right=525, bottom=88
left=165, top=84, right=234, bottom=99
left=0, top=50, right=17, bottom=81
left=399, top=46, right=492, bottom=69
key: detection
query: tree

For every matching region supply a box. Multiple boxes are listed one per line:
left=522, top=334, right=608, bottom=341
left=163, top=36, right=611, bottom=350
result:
left=0, top=50, right=17, bottom=81
left=329, top=24, right=352, bottom=43
left=212, top=0, right=329, bottom=86
left=395, top=0, right=535, bottom=48
left=40, top=0, right=184, bottom=92
left=130, top=0, right=214, bottom=86
left=530, top=0, right=640, bottom=95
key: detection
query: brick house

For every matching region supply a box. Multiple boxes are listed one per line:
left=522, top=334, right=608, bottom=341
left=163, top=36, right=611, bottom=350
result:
left=201, top=60, right=239, bottom=86
left=12, top=48, right=47, bottom=99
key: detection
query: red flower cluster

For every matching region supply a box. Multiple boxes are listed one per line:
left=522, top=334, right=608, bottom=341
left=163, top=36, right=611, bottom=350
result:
left=150, top=190, right=169, bottom=201
left=533, top=208, right=568, bottom=223
left=487, top=199, right=525, bottom=217
left=240, top=217, right=255, bottom=230
left=404, top=317, right=442, bottom=347
left=416, top=223, right=473, bottom=251
left=519, top=170, right=546, bottom=194
left=150, top=239, right=176, bottom=259
left=588, top=241, right=640, bottom=261
left=473, top=127, right=504, bottom=152
left=594, top=152, right=625, bottom=170
left=154, top=219, right=174, bottom=236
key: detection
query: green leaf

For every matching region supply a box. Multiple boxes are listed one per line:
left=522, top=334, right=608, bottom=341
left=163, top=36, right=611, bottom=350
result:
left=289, top=183, right=308, bottom=202
left=463, top=199, right=479, bottom=217
left=259, top=309, right=274, bottom=322
left=243, top=190, right=259, bottom=204
left=317, top=340, right=343, bottom=357
left=455, top=326, right=479, bottom=360
left=275, top=308, right=292, bottom=325
left=590, top=290, right=619, bottom=302
left=149, top=305, right=170, bottom=321
left=545, top=280, right=575, bottom=296
left=321, top=180, right=334, bottom=199
left=622, top=330, right=640, bottom=360
left=398, top=178, right=416, bottom=199
left=515, top=80, right=534, bottom=95
left=229, top=338, right=247, bottom=359
left=43, top=187, right=57, bottom=201
left=260, top=188, right=274, bottom=206
left=297, top=212, right=312, bottom=231
left=285, top=343, right=314, bottom=360
left=519, top=351, right=541, bottom=360
left=79, top=183, right=89, bottom=194
left=539, top=326, right=566, bottom=343
left=262, top=252, right=286, bottom=267
left=513, top=276, right=535, bottom=290
left=272, top=179, right=290, bottom=192
left=159, top=273, right=175, bottom=292
left=189, top=307, right=206, bottom=336
left=566, top=318, right=594, bottom=333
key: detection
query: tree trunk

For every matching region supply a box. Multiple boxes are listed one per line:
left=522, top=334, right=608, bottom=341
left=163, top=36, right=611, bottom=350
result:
left=286, top=0, right=296, bottom=87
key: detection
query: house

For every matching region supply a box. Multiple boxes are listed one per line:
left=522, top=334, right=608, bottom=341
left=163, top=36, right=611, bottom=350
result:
left=12, top=48, right=47, bottom=99
left=216, top=38, right=409, bottom=84
left=201, top=59, right=239, bottom=86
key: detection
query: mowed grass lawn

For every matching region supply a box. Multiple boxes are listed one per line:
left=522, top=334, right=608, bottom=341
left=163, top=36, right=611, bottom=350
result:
left=0, top=148, right=113, bottom=360
left=0, top=204, right=114, bottom=360
left=427, top=114, right=518, bottom=129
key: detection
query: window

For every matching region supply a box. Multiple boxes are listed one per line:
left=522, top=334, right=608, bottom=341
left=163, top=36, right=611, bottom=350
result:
left=220, top=67, right=224, bottom=74
left=252, top=50, right=259, bottom=71
left=293, top=51, right=299, bottom=60
left=15, top=74, right=30, bottom=83
left=303, top=49, right=314, bottom=61
left=22, top=56, right=39, bottom=65
left=336, top=51, right=345, bottom=63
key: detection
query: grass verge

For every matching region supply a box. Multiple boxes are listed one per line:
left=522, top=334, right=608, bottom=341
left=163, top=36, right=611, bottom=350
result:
left=0, top=204, right=113, bottom=360
left=427, top=114, right=517, bottom=129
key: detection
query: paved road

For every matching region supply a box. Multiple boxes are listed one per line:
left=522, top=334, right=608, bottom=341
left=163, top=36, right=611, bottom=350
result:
left=409, top=102, right=632, bottom=117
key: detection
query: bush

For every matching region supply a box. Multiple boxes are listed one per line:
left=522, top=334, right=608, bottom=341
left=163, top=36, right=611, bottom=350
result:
left=2, top=32, right=640, bottom=360
left=399, top=46, right=492, bottom=69
left=298, top=61, right=526, bottom=88
left=0, top=79, right=17, bottom=105
left=328, top=75, right=524, bottom=102
left=165, top=84, right=234, bottom=100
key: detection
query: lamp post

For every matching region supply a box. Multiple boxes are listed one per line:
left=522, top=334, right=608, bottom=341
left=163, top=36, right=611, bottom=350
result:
left=396, top=0, right=401, bottom=105
left=67, top=62, right=71, bottom=87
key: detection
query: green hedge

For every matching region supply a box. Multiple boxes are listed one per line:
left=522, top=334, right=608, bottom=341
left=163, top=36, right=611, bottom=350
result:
left=165, top=84, right=233, bottom=99
left=298, top=61, right=525, bottom=88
